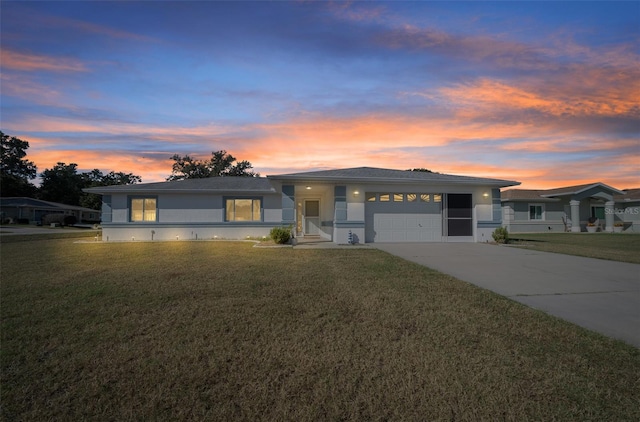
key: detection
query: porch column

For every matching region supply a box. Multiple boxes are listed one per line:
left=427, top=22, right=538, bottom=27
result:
left=570, top=200, right=581, bottom=232
left=604, top=201, right=615, bottom=232
left=281, top=185, right=295, bottom=227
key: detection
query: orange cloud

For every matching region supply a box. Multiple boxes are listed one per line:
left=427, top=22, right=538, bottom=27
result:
left=28, top=149, right=172, bottom=183
left=14, top=107, right=636, bottom=190
left=436, top=77, right=639, bottom=118
left=6, top=116, right=234, bottom=143
left=0, top=49, right=88, bottom=72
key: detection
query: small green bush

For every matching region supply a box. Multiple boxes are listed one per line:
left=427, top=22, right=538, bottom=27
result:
left=270, top=226, right=292, bottom=244
left=492, top=227, right=509, bottom=244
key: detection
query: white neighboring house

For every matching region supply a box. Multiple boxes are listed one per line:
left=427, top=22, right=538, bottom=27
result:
left=501, top=183, right=639, bottom=233
left=84, top=167, right=520, bottom=243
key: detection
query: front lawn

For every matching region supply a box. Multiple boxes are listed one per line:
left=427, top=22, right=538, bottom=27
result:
left=508, top=232, right=640, bottom=263
left=2, top=238, right=639, bottom=420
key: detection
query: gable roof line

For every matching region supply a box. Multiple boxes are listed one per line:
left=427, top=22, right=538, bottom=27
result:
left=83, top=176, right=277, bottom=194
left=0, top=197, right=98, bottom=212
left=268, top=167, right=520, bottom=187
left=539, top=182, right=625, bottom=197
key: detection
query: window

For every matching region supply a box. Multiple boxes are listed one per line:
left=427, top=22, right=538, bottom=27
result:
left=529, top=204, right=544, bottom=220
left=379, top=194, right=390, bottom=202
left=366, top=193, right=376, bottom=202
left=226, top=198, right=261, bottom=221
left=407, top=194, right=417, bottom=202
left=131, top=198, right=157, bottom=222
left=420, top=194, right=430, bottom=202
left=393, top=193, right=404, bottom=202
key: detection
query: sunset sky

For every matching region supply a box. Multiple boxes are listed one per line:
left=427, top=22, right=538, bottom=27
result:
left=1, top=1, right=638, bottom=189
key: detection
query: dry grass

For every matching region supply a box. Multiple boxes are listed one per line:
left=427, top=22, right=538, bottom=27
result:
left=2, top=238, right=639, bottom=421
left=509, top=232, right=640, bottom=263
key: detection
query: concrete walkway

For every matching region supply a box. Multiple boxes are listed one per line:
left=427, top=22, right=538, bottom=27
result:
left=374, top=243, right=640, bottom=348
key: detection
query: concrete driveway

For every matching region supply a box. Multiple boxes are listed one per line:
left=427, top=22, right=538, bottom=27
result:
left=374, top=243, right=640, bottom=348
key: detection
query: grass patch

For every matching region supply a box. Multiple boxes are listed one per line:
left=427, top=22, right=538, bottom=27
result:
left=509, top=232, right=640, bottom=264
left=0, top=229, right=100, bottom=244
left=2, top=239, right=639, bottom=420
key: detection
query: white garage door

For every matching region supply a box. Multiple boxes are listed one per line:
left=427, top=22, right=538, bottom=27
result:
left=365, top=193, right=442, bottom=242
left=373, top=213, right=442, bottom=242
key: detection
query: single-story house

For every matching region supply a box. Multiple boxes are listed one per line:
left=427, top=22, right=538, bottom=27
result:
left=0, top=197, right=101, bottom=224
left=84, top=167, right=520, bottom=243
left=501, top=183, right=639, bottom=233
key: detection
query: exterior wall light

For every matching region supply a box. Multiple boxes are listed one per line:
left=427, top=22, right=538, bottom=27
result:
left=353, top=190, right=360, bottom=195
left=483, top=192, right=489, bottom=198
left=306, top=186, right=312, bottom=190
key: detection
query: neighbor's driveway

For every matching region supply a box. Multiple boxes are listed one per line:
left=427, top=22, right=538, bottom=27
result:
left=374, top=243, right=640, bottom=348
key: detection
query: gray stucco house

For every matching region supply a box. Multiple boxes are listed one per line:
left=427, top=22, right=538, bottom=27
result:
left=0, top=197, right=101, bottom=224
left=84, top=167, right=519, bottom=243
left=501, top=183, right=639, bottom=233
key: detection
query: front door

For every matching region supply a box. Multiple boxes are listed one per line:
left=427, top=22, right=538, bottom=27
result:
left=304, top=200, right=320, bottom=236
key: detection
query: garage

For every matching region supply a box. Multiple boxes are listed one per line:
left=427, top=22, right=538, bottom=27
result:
left=365, top=193, right=442, bottom=242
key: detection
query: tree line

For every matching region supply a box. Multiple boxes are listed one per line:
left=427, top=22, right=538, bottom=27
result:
left=1, top=131, right=257, bottom=210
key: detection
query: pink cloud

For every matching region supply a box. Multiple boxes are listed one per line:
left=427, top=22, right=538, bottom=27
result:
left=0, top=74, right=63, bottom=104
left=0, top=49, right=88, bottom=72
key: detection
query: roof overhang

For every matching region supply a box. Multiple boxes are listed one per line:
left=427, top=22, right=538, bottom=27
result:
left=540, top=182, right=625, bottom=198
left=268, top=174, right=520, bottom=188
left=501, top=197, right=561, bottom=203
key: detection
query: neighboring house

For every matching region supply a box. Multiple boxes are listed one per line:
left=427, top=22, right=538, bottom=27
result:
left=501, top=183, right=639, bottom=233
left=84, top=167, right=519, bottom=243
left=0, top=197, right=101, bottom=224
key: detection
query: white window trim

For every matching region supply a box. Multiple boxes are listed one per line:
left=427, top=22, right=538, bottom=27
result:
left=224, top=197, right=262, bottom=222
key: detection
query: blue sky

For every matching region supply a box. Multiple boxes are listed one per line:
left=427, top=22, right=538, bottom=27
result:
left=1, top=1, right=638, bottom=188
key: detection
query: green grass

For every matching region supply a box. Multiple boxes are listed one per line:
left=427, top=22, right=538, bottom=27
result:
left=0, top=230, right=99, bottom=243
left=508, top=232, right=640, bottom=264
left=2, top=238, right=639, bottom=421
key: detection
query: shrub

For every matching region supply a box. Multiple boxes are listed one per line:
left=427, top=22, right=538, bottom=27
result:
left=492, top=227, right=509, bottom=244
left=270, top=226, right=292, bottom=244
left=16, top=218, right=30, bottom=225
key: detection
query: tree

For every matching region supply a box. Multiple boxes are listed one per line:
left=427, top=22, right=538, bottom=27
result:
left=167, top=150, right=258, bottom=181
left=40, top=163, right=141, bottom=209
left=80, top=170, right=141, bottom=210
left=1, top=131, right=38, bottom=197
left=39, top=163, right=84, bottom=205
left=408, top=168, right=434, bottom=173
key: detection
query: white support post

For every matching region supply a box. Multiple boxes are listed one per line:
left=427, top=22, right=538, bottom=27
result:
left=604, top=201, right=615, bottom=232
left=570, top=200, right=581, bottom=232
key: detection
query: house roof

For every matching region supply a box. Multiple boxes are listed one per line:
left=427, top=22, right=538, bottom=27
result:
left=269, top=167, right=520, bottom=187
left=539, top=182, right=624, bottom=198
left=614, top=188, right=640, bottom=202
left=500, top=189, right=560, bottom=202
left=84, top=167, right=520, bottom=195
left=502, top=182, right=628, bottom=202
left=83, top=177, right=277, bottom=194
left=0, top=197, right=97, bottom=212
